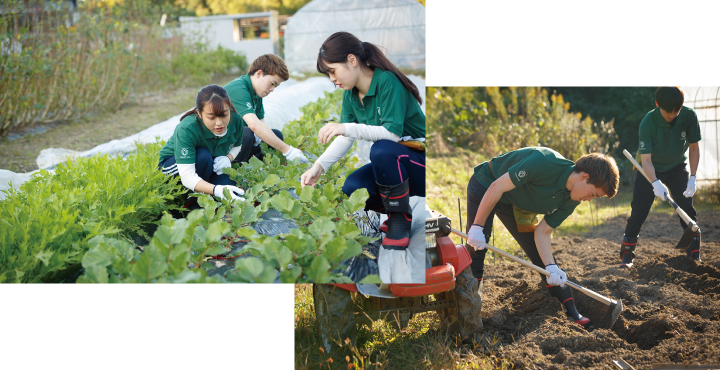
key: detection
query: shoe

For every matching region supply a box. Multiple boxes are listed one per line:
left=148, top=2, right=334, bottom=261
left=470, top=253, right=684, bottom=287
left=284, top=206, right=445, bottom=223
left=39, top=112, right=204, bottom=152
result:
left=686, top=231, right=701, bottom=261
left=378, top=180, right=412, bottom=250
left=619, top=235, right=637, bottom=268
left=573, top=315, right=592, bottom=329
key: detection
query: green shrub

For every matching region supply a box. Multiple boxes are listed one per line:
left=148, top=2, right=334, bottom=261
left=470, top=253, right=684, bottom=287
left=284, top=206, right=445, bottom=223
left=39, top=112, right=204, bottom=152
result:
left=0, top=141, right=185, bottom=283
left=427, top=87, right=619, bottom=161
left=0, top=0, right=248, bottom=137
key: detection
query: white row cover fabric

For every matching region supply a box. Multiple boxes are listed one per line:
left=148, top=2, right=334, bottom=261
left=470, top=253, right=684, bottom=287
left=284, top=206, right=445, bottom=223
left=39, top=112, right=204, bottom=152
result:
left=0, top=76, right=425, bottom=199
left=284, top=0, right=425, bottom=73
left=377, top=196, right=428, bottom=283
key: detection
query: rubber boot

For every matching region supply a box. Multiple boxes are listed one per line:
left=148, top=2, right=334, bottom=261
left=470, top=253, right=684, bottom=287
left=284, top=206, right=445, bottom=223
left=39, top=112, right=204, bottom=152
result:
left=378, top=180, right=412, bottom=250
left=619, top=235, right=637, bottom=269
left=546, top=284, right=592, bottom=329
left=686, top=230, right=701, bottom=261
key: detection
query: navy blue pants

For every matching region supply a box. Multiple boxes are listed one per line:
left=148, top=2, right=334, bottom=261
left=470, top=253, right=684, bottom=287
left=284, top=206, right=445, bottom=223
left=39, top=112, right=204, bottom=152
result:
left=159, top=147, right=236, bottom=188
left=624, top=162, right=697, bottom=238
left=342, top=140, right=425, bottom=212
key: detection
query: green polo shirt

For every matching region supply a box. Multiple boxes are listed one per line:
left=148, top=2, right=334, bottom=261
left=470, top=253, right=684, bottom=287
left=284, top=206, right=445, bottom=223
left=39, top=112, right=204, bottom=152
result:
left=224, top=73, right=265, bottom=122
left=637, top=106, right=701, bottom=172
left=158, top=112, right=245, bottom=164
left=473, top=147, right=580, bottom=229
left=340, top=69, right=425, bottom=139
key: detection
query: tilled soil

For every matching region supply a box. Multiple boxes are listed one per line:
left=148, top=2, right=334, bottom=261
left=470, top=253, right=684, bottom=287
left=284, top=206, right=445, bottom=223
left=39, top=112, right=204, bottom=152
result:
left=475, top=209, right=720, bottom=369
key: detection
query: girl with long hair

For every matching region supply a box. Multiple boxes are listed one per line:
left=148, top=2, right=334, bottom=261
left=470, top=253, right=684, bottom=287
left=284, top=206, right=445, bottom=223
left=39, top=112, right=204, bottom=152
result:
left=158, top=84, right=246, bottom=205
left=301, top=32, right=426, bottom=252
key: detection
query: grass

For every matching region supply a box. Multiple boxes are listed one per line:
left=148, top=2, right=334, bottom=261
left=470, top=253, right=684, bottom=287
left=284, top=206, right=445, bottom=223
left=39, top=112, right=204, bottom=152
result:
left=294, top=285, right=514, bottom=370
left=0, top=74, right=235, bottom=173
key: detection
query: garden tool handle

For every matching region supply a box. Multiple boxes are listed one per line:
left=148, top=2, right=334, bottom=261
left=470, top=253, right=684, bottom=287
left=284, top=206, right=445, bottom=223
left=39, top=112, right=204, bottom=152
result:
left=451, top=227, right=618, bottom=307
left=622, top=149, right=697, bottom=230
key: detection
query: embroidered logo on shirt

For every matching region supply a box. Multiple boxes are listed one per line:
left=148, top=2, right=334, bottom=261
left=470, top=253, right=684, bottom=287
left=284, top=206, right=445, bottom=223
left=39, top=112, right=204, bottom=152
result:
left=548, top=207, right=558, bottom=215
left=518, top=170, right=526, bottom=178
left=246, top=102, right=252, bottom=109
left=377, top=107, right=381, bottom=115
left=640, top=141, right=645, bottom=148
left=181, top=148, right=189, bottom=156
left=681, top=131, right=686, bottom=139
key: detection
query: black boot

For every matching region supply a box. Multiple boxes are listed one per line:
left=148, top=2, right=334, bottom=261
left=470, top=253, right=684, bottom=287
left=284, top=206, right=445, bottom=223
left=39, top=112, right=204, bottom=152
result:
left=619, top=235, right=637, bottom=268
left=686, top=230, right=701, bottom=261
left=378, top=180, right=412, bottom=250
left=546, top=283, right=592, bottom=329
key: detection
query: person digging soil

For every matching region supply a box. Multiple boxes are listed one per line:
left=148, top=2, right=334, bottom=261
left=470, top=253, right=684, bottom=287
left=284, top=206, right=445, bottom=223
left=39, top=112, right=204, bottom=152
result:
left=465, top=147, right=620, bottom=329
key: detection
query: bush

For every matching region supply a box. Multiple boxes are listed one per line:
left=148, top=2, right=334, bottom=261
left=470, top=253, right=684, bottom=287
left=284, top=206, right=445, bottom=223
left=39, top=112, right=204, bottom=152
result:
left=427, top=87, right=618, bottom=161
left=0, top=0, right=248, bottom=137
left=0, top=141, right=185, bottom=283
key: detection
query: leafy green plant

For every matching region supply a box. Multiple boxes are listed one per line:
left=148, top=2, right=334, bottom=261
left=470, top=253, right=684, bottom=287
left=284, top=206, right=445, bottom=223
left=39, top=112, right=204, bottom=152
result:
left=0, top=141, right=185, bottom=283
left=77, top=89, right=382, bottom=284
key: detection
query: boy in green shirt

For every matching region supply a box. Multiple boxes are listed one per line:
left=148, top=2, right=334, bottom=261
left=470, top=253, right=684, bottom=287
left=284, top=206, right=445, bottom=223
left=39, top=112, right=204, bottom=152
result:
left=620, top=87, right=702, bottom=267
left=224, top=54, right=309, bottom=164
left=467, top=147, right=620, bottom=328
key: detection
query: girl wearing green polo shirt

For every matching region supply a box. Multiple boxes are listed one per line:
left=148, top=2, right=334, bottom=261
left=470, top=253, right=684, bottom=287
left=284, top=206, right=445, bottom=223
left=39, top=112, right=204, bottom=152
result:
left=300, top=32, right=426, bottom=251
left=158, top=85, right=246, bottom=206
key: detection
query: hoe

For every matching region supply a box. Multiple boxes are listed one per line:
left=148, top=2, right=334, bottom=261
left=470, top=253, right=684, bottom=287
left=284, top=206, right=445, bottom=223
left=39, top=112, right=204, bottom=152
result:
left=623, top=149, right=701, bottom=255
left=451, top=228, right=624, bottom=329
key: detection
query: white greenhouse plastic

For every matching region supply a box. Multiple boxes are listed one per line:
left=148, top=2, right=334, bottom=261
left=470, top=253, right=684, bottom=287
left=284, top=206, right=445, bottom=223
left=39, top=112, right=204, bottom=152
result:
left=681, top=86, right=719, bottom=184
left=283, top=0, right=425, bottom=73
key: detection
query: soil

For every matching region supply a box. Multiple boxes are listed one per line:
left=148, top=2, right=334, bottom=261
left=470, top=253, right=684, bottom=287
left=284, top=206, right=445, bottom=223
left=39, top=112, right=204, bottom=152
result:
left=474, top=209, right=720, bottom=369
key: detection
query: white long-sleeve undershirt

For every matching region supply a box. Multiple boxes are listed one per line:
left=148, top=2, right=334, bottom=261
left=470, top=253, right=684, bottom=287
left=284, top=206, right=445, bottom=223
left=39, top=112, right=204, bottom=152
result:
left=315, top=124, right=402, bottom=172
left=176, top=163, right=202, bottom=190
left=174, top=146, right=240, bottom=191
left=343, top=123, right=400, bottom=142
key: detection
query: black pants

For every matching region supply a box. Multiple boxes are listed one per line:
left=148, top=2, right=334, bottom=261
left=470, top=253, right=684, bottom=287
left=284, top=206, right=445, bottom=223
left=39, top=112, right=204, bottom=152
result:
left=465, top=176, right=575, bottom=304
left=233, top=128, right=284, bottom=164
left=624, top=162, right=697, bottom=238
left=465, top=176, right=550, bottom=280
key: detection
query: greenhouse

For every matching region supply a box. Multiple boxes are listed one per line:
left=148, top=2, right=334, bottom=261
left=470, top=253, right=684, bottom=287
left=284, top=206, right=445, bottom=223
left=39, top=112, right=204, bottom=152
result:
left=283, top=0, right=425, bottom=73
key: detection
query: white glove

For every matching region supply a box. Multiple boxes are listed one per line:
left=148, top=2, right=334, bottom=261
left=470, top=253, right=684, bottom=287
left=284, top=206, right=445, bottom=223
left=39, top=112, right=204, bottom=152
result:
left=684, top=175, right=696, bottom=198
left=283, top=146, right=309, bottom=164
left=213, top=156, right=232, bottom=175
left=213, top=185, right=245, bottom=201
left=467, top=224, right=486, bottom=251
left=651, top=179, right=669, bottom=200
left=545, top=264, right=567, bottom=288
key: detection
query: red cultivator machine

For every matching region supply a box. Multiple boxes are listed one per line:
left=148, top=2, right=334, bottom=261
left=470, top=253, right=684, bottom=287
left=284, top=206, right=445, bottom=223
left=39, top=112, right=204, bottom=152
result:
left=312, top=212, right=484, bottom=351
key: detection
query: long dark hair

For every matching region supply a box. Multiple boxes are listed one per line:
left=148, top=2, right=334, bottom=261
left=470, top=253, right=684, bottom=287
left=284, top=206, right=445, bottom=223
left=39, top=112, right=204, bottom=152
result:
left=317, top=32, right=422, bottom=105
left=180, top=84, right=238, bottom=122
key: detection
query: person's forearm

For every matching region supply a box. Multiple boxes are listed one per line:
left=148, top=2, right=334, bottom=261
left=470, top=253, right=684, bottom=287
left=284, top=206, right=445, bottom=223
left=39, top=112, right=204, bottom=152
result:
left=473, top=181, right=504, bottom=227
left=641, top=155, right=657, bottom=182
left=689, top=144, right=699, bottom=176
left=194, top=179, right=214, bottom=195
left=534, top=222, right=555, bottom=266
left=247, top=119, right=290, bottom=153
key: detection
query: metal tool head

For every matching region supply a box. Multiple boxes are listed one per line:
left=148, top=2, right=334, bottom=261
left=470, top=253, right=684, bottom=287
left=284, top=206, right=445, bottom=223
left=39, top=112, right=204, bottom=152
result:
left=610, top=298, right=624, bottom=329
left=675, top=224, right=699, bottom=250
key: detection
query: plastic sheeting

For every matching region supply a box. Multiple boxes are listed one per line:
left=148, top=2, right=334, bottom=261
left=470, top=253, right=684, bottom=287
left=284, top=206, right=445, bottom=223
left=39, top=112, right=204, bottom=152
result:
left=0, top=75, right=425, bottom=198
left=284, top=0, right=425, bottom=73
left=680, top=86, right=720, bottom=183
